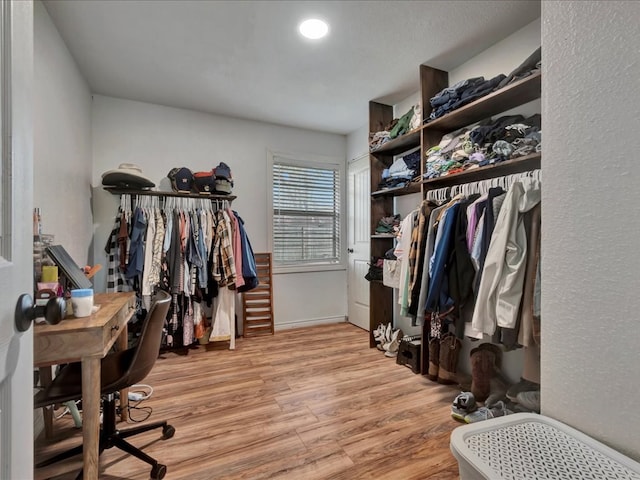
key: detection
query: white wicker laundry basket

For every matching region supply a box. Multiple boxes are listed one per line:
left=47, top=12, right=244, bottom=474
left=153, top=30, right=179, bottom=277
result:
left=450, top=413, right=640, bottom=480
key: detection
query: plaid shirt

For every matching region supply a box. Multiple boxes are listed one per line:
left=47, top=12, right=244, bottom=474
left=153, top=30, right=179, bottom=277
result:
left=212, top=209, right=236, bottom=287
left=104, top=210, right=131, bottom=293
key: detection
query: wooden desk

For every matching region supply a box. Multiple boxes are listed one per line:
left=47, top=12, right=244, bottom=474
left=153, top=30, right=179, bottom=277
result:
left=34, top=292, right=136, bottom=480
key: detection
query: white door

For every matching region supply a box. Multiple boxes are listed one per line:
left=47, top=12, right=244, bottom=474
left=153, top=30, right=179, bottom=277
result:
left=0, top=1, right=34, bottom=478
left=347, top=155, right=370, bottom=330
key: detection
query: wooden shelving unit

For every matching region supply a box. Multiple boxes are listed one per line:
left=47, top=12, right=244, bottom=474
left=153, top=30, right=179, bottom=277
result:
left=367, top=64, right=541, bottom=364
left=370, top=182, right=421, bottom=197
left=370, top=126, right=423, bottom=156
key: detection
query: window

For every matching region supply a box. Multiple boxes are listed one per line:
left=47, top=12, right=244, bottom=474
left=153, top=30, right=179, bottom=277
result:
left=270, top=154, right=343, bottom=271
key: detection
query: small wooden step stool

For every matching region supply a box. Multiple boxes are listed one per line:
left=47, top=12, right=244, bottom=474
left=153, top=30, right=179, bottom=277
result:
left=242, top=253, right=274, bottom=337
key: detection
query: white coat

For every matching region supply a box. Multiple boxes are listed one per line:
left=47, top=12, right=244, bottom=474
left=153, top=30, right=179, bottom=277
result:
left=469, top=179, right=541, bottom=337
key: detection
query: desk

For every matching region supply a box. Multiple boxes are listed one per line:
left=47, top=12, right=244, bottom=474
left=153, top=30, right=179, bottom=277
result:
left=34, top=292, right=136, bottom=480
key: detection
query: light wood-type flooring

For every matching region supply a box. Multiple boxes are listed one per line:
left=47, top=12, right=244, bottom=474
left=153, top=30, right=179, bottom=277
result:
left=35, top=322, right=461, bottom=479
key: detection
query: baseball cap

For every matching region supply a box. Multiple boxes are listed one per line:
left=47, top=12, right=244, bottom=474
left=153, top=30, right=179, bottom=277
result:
left=167, top=167, right=194, bottom=193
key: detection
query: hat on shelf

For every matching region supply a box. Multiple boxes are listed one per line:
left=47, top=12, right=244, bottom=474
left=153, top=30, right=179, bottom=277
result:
left=214, top=178, right=233, bottom=195
left=213, top=162, right=233, bottom=194
left=101, top=163, right=155, bottom=190
left=193, top=170, right=216, bottom=194
left=214, top=162, right=233, bottom=182
left=167, top=167, right=194, bottom=193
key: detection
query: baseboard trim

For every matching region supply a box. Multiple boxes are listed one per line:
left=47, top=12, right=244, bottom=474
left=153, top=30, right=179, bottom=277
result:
left=275, top=315, right=347, bottom=331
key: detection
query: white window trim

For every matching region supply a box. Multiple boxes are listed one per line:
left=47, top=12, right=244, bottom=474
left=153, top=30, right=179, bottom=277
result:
left=267, top=149, right=347, bottom=274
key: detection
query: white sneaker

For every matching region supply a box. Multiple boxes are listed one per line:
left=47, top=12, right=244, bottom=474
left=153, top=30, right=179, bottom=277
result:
left=384, top=329, right=403, bottom=357
left=384, top=323, right=392, bottom=344
left=373, top=324, right=386, bottom=342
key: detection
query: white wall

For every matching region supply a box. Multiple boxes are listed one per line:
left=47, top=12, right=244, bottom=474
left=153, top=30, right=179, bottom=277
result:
left=34, top=1, right=93, bottom=265
left=91, top=95, right=348, bottom=328
left=542, top=1, right=640, bottom=460
left=346, top=124, right=369, bottom=163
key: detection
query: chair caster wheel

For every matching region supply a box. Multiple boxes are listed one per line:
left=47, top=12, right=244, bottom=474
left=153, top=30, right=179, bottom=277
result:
left=162, top=424, right=175, bottom=439
left=151, top=463, right=167, bottom=479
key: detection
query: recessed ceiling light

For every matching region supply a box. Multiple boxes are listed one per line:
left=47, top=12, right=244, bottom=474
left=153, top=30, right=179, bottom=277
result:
left=298, top=18, right=329, bottom=40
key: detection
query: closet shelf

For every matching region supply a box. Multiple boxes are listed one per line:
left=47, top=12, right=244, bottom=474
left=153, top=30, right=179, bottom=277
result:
left=370, top=126, right=423, bottom=156
left=422, top=152, right=541, bottom=188
left=104, top=187, right=237, bottom=201
left=424, top=72, right=541, bottom=132
left=371, top=234, right=396, bottom=239
left=371, top=182, right=421, bottom=198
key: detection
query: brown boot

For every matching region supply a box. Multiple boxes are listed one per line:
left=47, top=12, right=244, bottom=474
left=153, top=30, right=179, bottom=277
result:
left=438, top=334, right=461, bottom=385
left=475, top=342, right=502, bottom=370
left=470, top=346, right=497, bottom=402
left=427, top=337, right=440, bottom=381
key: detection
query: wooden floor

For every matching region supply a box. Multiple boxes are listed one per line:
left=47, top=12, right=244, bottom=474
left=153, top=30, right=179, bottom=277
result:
left=35, top=323, right=461, bottom=480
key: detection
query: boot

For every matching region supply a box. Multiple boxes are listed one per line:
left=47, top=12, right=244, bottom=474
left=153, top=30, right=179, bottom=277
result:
left=470, top=346, right=497, bottom=402
left=426, top=337, right=440, bottom=381
left=437, top=334, right=461, bottom=385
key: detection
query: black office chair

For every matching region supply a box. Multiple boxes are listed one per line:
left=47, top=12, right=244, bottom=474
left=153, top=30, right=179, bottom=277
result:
left=35, top=290, right=174, bottom=480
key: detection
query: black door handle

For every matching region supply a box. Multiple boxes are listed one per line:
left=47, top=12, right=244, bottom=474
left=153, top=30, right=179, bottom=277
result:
left=347, top=248, right=354, bottom=253
left=15, top=294, right=66, bottom=332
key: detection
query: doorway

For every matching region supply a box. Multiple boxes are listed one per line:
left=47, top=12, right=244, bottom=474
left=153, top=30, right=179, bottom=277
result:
left=347, top=155, right=369, bottom=330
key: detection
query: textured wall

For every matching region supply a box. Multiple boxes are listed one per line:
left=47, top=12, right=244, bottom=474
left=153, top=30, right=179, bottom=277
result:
left=542, top=1, right=640, bottom=460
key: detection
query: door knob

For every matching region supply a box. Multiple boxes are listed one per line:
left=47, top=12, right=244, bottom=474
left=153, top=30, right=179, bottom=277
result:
left=347, top=248, right=354, bottom=253
left=15, top=294, right=67, bottom=332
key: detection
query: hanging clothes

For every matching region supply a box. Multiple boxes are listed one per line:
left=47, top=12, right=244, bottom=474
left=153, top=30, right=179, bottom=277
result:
left=407, top=200, right=438, bottom=321
left=234, top=211, right=259, bottom=292
left=109, top=194, right=257, bottom=351
left=415, top=204, right=447, bottom=322
left=425, top=201, right=461, bottom=314
left=104, top=210, right=132, bottom=293
left=211, top=286, right=234, bottom=343
left=212, top=209, right=236, bottom=287
left=394, top=210, right=418, bottom=318
left=469, top=180, right=541, bottom=338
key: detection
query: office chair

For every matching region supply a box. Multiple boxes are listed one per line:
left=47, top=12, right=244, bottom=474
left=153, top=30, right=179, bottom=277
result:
left=35, top=290, right=174, bottom=480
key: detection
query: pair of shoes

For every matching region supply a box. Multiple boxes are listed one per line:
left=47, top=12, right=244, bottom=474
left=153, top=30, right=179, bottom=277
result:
left=506, top=378, right=540, bottom=402
left=451, top=392, right=477, bottom=422
left=516, top=390, right=540, bottom=412
left=373, top=323, right=391, bottom=351
left=373, top=323, right=387, bottom=349
left=383, top=328, right=403, bottom=357
left=464, top=400, right=513, bottom=423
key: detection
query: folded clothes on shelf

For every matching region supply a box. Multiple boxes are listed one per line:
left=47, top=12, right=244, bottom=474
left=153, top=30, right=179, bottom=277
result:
left=423, top=114, right=541, bottom=180
left=426, top=47, right=541, bottom=122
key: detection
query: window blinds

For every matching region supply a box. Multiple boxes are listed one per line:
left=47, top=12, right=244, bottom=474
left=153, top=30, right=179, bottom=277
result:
left=272, top=161, right=341, bottom=265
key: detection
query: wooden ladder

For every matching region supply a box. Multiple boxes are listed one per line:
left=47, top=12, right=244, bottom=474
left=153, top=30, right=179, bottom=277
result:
left=242, top=252, right=274, bottom=337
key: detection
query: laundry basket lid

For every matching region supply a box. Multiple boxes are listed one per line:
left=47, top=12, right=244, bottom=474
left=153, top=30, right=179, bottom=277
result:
left=450, top=413, right=640, bottom=480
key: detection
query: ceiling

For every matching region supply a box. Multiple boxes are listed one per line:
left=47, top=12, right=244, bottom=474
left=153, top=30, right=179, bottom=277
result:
left=43, top=0, right=541, bottom=135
